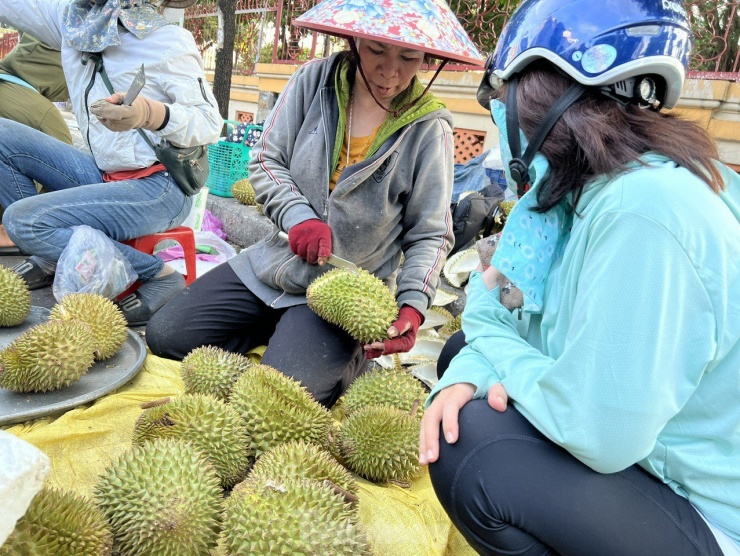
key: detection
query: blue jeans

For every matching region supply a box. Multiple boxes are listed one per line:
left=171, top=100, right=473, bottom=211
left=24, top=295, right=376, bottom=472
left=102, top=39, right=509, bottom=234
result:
left=0, top=118, right=191, bottom=281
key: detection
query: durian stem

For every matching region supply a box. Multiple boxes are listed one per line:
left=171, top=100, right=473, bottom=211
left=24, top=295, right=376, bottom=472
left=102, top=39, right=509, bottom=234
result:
left=322, top=479, right=359, bottom=505
left=409, top=399, right=421, bottom=419
left=140, top=397, right=171, bottom=409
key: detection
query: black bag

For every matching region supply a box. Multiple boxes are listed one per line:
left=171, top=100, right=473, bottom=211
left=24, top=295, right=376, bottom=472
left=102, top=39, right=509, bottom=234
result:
left=154, top=142, right=209, bottom=196
left=87, top=52, right=210, bottom=196
left=449, top=184, right=505, bottom=256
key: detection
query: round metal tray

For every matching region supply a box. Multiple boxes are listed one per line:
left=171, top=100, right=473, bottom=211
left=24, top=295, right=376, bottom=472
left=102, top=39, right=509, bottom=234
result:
left=0, top=307, right=147, bottom=427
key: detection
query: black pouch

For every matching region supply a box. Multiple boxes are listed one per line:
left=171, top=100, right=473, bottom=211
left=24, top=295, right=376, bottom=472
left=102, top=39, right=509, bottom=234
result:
left=449, top=183, right=505, bottom=256
left=154, top=142, right=209, bottom=196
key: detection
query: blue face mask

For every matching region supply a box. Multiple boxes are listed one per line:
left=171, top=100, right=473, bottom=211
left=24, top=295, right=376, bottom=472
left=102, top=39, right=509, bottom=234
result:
left=489, top=99, right=569, bottom=313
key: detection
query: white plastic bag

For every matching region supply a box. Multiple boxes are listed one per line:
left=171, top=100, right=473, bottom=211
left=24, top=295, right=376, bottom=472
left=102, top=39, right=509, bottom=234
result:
left=0, top=431, right=50, bottom=546
left=53, top=225, right=138, bottom=302
left=193, top=231, right=238, bottom=262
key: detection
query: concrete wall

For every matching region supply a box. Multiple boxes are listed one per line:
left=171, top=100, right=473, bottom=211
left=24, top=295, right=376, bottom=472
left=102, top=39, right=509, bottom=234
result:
left=212, top=64, right=740, bottom=169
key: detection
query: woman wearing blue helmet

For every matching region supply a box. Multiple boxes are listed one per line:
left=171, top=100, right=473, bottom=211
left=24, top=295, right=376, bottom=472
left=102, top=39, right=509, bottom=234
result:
left=420, top=0, right=740, bottom=554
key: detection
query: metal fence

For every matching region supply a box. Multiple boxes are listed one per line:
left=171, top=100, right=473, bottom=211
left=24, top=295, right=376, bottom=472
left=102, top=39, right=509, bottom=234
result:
left=183, top=0, right=740, bottom=78
left=0, top=1, right=736, bottom=78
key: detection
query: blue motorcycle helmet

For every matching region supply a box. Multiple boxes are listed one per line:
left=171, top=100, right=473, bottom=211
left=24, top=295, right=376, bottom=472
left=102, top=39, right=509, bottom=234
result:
left=476, top=0, right=694, bottom=196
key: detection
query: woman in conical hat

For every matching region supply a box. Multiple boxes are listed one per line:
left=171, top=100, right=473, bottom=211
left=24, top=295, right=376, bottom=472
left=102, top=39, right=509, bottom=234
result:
left=146, top=0, right=483, bottom=408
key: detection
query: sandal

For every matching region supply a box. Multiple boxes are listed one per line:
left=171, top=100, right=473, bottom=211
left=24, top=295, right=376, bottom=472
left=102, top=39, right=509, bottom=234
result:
left=115, top=291, right=154, bottom=327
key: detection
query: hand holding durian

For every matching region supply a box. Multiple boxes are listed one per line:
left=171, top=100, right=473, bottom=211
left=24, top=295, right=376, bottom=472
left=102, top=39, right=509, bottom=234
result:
left=362, top=305, right=423, bottom=359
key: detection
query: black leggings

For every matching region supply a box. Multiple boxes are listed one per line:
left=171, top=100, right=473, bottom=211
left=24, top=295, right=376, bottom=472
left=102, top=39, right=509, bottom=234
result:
left=145, top=262, right=366, bottom=407
left=431, top=332, right=723, bottom=556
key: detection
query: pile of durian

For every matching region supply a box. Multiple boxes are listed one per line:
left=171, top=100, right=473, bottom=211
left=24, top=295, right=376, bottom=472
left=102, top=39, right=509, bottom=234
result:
left=2, top=344, right=434, bottom=555
left=0, top=282, right=129, bottom=393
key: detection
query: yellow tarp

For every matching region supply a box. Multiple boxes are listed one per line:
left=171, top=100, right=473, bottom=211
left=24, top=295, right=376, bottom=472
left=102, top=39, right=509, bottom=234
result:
left=4, top=351, right=475, bottom=556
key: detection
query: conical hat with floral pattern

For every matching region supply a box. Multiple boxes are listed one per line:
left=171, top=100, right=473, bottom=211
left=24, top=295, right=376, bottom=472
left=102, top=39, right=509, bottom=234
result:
left=294, top=0, right=484, bottom=66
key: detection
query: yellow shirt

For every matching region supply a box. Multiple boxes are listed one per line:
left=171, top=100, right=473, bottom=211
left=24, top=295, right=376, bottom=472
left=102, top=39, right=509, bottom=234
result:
left=330, top=127, right=381, bottom=190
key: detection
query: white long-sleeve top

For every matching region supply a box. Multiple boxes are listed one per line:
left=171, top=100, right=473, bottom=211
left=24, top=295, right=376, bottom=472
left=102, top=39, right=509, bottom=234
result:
left=0, top=0, right=222, bottom=172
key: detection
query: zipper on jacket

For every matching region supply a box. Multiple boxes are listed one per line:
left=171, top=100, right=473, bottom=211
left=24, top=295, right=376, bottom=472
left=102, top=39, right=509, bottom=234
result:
left=269, top=292, right=286, bottom=308
left=319, top=88, right=331, bottom=221
left=273, top=253, right=298, bottom=289
left=81, top=53, right=101, bottom=163
left=198, top=78, right=213, bottom=107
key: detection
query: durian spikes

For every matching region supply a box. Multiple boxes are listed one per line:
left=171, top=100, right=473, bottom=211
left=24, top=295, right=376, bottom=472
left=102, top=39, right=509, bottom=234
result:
left=0, top=486, right=113, bottom=556
left=339, top=405, right=421, bottom=483
left=245, top=440, right=357, bottom=498
left=307, top=267, right=398, bottom=343
left=218, top=478, right=372, bottom=556
left=231, top=178, right=256, bottom=205
left=132, top=393, right=251, bottom=488
left=49, top=293, right=128, bottom=360
left=229, top=364, right=333, bottom=457
left=95, top=439, right=222, bottom=556
left=0, top=320, right=96, bottom=392
left=500, top=199, right=517, bottom=216
left=342, top=367, right=426, bottom=419
left=0, top=265, right=31, bottom=326
left=180, top=345, right=252, bottom=401
left=439, top=313, right=462, bottom=338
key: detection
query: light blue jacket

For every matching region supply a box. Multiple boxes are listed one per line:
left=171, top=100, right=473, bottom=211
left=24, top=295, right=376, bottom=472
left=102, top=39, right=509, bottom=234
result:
left=431, top=156, right=740, bottom=544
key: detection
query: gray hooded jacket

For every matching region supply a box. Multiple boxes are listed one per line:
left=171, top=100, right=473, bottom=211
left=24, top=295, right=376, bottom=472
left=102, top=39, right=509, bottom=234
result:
left=231, top=53, right=455, bottom=315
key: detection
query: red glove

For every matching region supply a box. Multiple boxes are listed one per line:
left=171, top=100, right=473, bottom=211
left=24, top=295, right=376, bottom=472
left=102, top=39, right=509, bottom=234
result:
left=288, top=219, right=332, bottom=264
left=364, top=306, right=424, bottom=359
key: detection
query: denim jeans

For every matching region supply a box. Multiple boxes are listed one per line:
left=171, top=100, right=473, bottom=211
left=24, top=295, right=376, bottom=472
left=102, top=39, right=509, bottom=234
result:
left=0, top=118, right=191, bottom=281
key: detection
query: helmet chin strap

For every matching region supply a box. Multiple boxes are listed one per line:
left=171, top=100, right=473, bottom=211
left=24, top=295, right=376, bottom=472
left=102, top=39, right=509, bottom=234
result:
left=348, top=38, right=447, bottom=118
left=505, top=74, right=586, bottom=198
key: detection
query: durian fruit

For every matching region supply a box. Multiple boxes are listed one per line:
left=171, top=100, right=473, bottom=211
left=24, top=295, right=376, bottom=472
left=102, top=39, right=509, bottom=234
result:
left=500, top=199, right=517, bottom=216
left=0, top=265, right=31, bottom=326
left=491, top=199, right=518, bottom=234
left=230, top=178, right=255, bottom=205
left=132, top=394, right=251, bottom=488
left=306, top=268, right=398, bottom=343
left=421, top=306, right=454, bottom=330
left=339, top=405, right=421, bottom=483
left=342, top=367, right=426, bottom=419
left=218, top=478, right=371, bottom=556
left=0, top=320, right=96, bottom=393
left=180, top=346, right=252, bottom=401
left=229, top=364, right=333, bottom=457
left=0, top=486, right=113, bottom=556
left=49, top=293, right=128, bottom=360
left=439, top=313, right=462, bottom=338
left=95, top=439, right=222, bottom=556
left=246, top=440, right=357, bottom=497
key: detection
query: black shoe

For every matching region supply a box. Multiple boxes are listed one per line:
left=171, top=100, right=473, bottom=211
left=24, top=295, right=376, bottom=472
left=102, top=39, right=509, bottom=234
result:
left=114, top=290, right=154, bottom=327
left=0, top=246, right=26, bottom=256
left=11, top=259, right=55, bottom=290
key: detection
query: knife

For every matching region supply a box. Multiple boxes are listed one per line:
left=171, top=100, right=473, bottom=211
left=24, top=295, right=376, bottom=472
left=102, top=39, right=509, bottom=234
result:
left=277, top=231, right=359, bottom=273
left=122, top=64, right=146, bottom=106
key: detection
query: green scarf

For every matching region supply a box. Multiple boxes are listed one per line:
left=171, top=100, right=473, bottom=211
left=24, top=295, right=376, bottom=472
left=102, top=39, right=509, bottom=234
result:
left=331, top=59, right=446, bottom=173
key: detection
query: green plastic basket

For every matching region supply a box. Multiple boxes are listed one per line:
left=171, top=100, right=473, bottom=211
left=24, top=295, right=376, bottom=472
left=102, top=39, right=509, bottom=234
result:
left=206, top=122, right=263, bottom=197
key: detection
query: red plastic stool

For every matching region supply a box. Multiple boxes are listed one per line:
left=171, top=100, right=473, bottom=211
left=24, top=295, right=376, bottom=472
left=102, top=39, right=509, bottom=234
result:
left=122, top=225, right=197, bottom=285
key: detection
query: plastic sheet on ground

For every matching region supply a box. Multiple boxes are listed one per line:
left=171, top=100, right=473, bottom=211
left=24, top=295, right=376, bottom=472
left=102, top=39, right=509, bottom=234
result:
left=2, top=351, right=475, bottom=556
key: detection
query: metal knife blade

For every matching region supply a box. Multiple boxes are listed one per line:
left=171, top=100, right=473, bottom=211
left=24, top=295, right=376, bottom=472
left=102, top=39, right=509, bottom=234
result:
left=277, top=231, right=359, bottom=273
left=122, top=64, right=146, bottom=106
